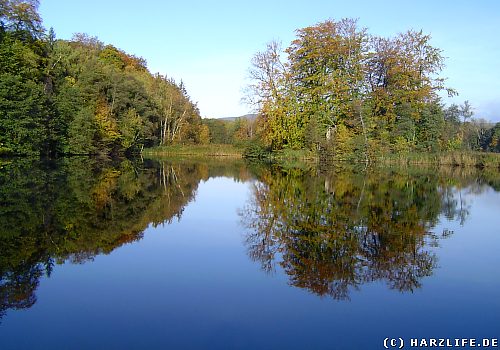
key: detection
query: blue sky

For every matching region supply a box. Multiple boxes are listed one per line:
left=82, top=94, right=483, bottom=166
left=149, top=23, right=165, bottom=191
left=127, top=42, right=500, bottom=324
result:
left=39, top=0, right=500, bottom=120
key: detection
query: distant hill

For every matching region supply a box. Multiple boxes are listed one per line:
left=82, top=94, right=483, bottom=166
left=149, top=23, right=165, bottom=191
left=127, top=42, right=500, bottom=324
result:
left=210, top=114, right=258, bottom=122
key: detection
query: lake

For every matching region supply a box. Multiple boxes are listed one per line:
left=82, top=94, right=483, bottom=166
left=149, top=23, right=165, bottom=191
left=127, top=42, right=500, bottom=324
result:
left=0, top=158, right=499, bottom=349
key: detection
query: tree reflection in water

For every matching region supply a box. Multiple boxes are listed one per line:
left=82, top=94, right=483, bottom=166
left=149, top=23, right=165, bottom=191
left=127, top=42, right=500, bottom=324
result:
left=240, top=165, right=489, bottom=300
left=0, top=157, right=250, bottom=320
left=0, top=158, right=495, bottom=318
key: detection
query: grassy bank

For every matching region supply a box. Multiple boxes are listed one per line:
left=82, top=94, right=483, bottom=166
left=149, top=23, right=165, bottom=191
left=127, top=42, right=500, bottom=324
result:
left=142, top=144, right=243, bottom=158
left=255, top=149, right=317, bottom=162
left=244, top=146, right=500, bottom=168
left=377, top=151, right=500, bottom=168
left=143, top=143, right=500, bottom=169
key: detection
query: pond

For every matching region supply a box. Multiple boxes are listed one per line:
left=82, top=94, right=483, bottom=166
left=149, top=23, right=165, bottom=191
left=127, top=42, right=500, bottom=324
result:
left=0, top=158, right=499, bottom=349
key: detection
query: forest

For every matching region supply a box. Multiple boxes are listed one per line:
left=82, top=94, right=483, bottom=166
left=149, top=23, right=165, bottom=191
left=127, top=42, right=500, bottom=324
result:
left=0, top=0, right=207, bottom=157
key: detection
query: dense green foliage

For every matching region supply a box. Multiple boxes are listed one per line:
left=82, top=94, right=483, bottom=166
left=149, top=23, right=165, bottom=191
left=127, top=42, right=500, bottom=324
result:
left=246, top=19, right=499, bottom=160
left=0, top=0, right=203, bottom=156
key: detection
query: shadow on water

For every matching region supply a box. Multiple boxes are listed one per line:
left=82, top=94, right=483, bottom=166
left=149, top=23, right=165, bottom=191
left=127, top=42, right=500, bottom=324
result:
left=239, top=163, right=500, bottom=300
left=0, top=157, right=499, bottom=319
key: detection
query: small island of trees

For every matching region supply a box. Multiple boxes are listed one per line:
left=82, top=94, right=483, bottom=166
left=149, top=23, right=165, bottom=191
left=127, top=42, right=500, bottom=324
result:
left=242, top=18, right=500, bottom=162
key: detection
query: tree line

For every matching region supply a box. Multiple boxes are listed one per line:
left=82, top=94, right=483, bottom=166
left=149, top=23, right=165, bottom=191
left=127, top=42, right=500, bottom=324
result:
left=202, top=115, right=257, bottom=145
left=3, top=4, right=499, bottom=158
left=245, top=18, right=500, bottom=160
left=0, top=0, right=208, bottom=157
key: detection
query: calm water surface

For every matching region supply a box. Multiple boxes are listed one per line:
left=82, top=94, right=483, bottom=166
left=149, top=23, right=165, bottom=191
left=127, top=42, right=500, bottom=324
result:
left=0, top=158, right=499, bottom=349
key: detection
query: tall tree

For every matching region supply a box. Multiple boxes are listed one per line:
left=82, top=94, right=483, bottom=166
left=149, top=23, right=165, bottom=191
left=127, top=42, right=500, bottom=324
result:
left=247, top=40, right=302, bottom=149
left=287, top=18, right=367, bottom=144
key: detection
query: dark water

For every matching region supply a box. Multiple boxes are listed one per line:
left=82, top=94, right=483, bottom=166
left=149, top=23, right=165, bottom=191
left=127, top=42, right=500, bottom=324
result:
left=0, top=158, right=499, bottom=349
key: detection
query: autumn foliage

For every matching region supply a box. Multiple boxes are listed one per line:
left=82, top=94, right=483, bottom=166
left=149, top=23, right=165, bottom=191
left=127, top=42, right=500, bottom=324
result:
left=247, top=19, right=498, bottom=159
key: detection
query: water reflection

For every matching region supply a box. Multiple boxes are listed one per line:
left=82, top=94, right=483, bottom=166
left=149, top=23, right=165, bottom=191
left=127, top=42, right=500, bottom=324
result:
left=240, top=165, right=498, bottom=300
left=0, top=158, right=499, bottom=320
left=0, top=157, right=250, bottom=320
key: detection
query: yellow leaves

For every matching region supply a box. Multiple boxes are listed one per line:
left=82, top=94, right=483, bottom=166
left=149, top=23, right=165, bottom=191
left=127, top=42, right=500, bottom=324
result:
left=92, top=169, right=120, bottom=210
left=98, top=45, right=126, bottom=70
left=198, top=124, right=210, bottom=145
left=119, top=108, right=143, bottom=149
left=94, top=101, right=120, bottom=143
left=233, top=118, right=251, bottom=142
left=393, top=136, right=412, bottom=155
left=490, top=137, right=499, bottom=151
left=64, top=76, right=76, bottom=86
left=332, top=123, right=354, bottom=157
left=98, top=45, right=146, bottom=72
